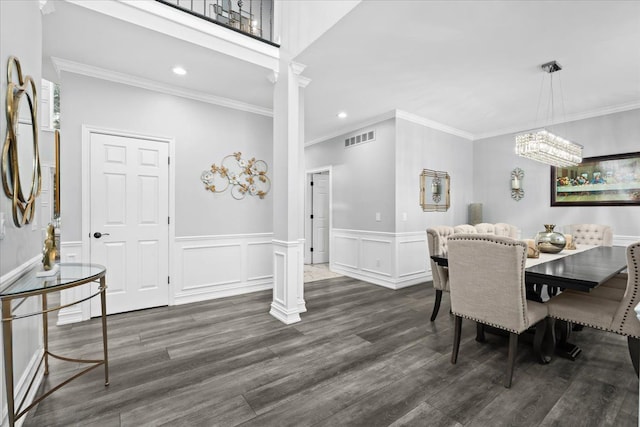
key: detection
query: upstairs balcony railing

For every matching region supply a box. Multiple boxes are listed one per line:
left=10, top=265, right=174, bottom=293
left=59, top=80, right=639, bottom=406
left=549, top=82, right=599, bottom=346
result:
left=157, top=0, right=277, bottom=46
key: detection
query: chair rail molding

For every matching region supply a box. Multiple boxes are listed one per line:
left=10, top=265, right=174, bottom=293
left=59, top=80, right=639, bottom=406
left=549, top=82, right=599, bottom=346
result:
left=331, top=228, right=430, bottom=289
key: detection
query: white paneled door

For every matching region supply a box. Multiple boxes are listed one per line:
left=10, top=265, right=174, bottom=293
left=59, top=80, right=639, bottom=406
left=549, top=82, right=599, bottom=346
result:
left=312, top=173, right=330, bottom=264
left=89, top=132, right=169, bottom=315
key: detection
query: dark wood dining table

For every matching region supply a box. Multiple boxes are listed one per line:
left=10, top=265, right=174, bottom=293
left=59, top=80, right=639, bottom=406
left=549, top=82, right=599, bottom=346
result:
left=430, top=245, right=629, bottom=360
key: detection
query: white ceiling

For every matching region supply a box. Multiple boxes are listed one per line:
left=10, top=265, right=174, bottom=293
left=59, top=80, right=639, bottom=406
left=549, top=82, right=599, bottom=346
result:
left=42, top=1, right=640, bottom=143
left=297, top=0, right=640, bottom=142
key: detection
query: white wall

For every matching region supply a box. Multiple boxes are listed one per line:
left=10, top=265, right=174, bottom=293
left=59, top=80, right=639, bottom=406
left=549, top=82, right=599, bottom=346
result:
left=60, top=73, right=273, bottom=240
left=0, top=0, right=44, bottom=275
left=395, top=118, right=475, bottom=233
left=473, top=109, right=640, bottom=240
left=305, top=118, right=396, bottom=232
left=305, top=115, right=476, bottom=288
left=0, top=0, right=45, bottom=422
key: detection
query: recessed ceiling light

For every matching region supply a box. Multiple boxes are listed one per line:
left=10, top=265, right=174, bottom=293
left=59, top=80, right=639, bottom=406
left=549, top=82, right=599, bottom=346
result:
left=172, top=66, right=187, bottom=76
left=337, top=112, right=347, bottom=119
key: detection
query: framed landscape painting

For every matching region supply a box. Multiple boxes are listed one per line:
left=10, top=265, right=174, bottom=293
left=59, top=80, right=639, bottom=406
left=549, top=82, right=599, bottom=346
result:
left=551, top=152, right=640, bottom=206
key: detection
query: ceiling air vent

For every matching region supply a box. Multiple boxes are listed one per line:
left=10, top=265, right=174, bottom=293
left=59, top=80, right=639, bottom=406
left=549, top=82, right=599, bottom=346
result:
left=344, top=129, right=375, bottom=148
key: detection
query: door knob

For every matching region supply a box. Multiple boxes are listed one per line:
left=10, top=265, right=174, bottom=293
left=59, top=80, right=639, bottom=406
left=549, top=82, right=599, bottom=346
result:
left=93, top=232, right=110, bottom=238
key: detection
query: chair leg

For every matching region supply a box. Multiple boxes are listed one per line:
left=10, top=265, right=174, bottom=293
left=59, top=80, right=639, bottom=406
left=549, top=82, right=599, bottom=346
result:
left=451, top=315, right=462, bottom=364
left=627, top=337, right=639, bottom=377
left=546, top=285, right=558, bottom=298
left=505, top=333, right=518, bottom=388
left=476, top=322, right=486, bottom=343
left=430, top=290, right=442, bottom=321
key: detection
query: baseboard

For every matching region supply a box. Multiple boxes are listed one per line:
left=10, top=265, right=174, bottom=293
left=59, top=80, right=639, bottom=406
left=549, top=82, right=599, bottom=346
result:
left=174, top=280, right=272, bottom=305
left=332, top=263, right=430, bottom=290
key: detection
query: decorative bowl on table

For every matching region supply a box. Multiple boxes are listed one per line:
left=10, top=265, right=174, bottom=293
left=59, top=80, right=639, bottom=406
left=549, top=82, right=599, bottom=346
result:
left=535, top=224, right=566, bottom=254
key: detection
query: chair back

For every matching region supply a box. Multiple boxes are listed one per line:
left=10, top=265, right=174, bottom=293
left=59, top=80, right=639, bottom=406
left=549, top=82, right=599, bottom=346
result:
left=495, top=223, right=519, bottom=239
left=453, top=224, right=477, bottom=234
left=426, top=226, right=454, bottom=291
left=611, top=242, right=640, bottom=338
left=448, top=234, right=530, bottom=333
left=567, top=224, right=613, bottom=246
left=474, top=223, right=496, bottom=234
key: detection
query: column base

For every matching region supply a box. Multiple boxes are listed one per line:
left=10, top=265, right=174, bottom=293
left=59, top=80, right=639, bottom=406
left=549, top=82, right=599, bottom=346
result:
left=271, top=239, right=304, bottom=325
left=269, top=301, right=302, bottom=325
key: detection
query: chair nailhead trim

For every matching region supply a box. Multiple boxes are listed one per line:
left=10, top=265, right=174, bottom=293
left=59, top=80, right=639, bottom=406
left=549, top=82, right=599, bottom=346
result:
left=449, top=235, right=529, bottom=329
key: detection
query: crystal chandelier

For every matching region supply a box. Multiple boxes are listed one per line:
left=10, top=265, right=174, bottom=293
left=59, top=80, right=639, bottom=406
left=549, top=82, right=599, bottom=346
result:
left=515, top=61, right=583, bottom=167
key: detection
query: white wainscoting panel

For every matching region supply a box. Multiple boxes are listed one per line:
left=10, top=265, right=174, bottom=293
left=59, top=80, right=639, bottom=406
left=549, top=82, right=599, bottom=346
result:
left=57, top=241, right=88, bottom=325
left=613, top=235, right=640, bottom=247
left=174, top=233, right=273, bottom=305
left=0, top=255, right=44, bottom=427
left=333, top=235, right=358, bottom=269
left=331, top=229, right=431, bottom=290
left=361, top=238, right=393, bottom=277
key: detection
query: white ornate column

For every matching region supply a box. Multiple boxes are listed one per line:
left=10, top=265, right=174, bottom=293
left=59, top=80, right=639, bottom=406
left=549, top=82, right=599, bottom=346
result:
left=269, top=58, right=310, bottom=324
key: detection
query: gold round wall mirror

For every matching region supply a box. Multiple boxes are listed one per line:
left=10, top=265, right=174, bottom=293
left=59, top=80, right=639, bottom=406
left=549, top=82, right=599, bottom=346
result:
left=1, top=56, right=41, bottom=227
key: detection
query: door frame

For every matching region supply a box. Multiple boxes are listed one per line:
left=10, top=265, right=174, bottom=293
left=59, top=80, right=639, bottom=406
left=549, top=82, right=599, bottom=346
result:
left=81, top=125, right=176, bottom=318
left=304, top=165, right=332, bottom=266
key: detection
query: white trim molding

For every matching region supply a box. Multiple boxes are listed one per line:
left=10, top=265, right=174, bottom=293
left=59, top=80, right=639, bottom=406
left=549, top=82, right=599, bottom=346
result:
left=52, top=57, right=273, bottom=117
left=173, top=233, right=273, bottom=305
left=0, top=255, right=45, bottom=427
left=57, top=241, right=87, bottom=325
left=331, top=229, right=431, bottom=290
left=270, top=239, right=304, bottom=324
left=613, top=235, right=640, bottom=247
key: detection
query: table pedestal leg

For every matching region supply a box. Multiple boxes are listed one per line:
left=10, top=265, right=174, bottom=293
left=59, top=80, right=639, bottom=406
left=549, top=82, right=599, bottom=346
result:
left=555, top=319, right=582, bottom=360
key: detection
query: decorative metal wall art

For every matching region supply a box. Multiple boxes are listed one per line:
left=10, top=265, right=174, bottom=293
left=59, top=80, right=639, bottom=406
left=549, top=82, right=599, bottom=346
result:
left=201, top=152, right=270, bottom=200
left=1, top=56, right=42, bottom=227
left=420, top=169, right=450, bottom=212
left=511, top=168, right=524, bottom=201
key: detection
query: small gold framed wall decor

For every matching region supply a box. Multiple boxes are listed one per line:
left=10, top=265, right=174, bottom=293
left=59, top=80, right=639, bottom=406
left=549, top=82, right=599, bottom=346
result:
left=1, top=56, right=42, bottom=227
left=420, top=169, right=450, bottom=212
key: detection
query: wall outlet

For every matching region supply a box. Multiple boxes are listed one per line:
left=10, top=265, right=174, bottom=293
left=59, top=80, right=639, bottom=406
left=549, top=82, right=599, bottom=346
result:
left=402, top=212, right=407, bottom=221
left=0, top=212, right=5, bottom=240
left=375, top=212, right=381, bottom=221
left=376, top=259, right=381, bottom=267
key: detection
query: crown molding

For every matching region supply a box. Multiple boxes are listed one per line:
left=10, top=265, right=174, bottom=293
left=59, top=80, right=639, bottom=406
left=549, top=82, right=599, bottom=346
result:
left=394, top=110, right=474, bottom=141
left=51, top=57, right=273, bottom=117
left=473, top=101, right=640, bottom=141
left=66, top=0, right=279, bottom=71
left=304, top=109, right=475, bottom=147
left=304, top=111, right=396, bottom=147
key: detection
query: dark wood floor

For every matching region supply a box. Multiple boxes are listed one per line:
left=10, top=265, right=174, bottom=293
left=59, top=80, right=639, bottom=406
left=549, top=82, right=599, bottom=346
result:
left=25, top=276, right=638, bottom=426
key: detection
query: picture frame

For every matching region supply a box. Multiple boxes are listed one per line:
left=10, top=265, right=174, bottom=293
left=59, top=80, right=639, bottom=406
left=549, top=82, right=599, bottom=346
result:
left=551, top=151, right=640, bottom=206
left=420, top=169, right=450, bottom=212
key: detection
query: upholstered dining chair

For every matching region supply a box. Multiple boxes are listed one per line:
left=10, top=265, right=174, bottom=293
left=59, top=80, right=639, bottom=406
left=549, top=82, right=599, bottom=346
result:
left=563, top=224, right=626, bottom=292
left=565, top=223, right=613, bottom=247
left=426, top=226, right=455, bottom=321
left=547, top=241, right=640, bottom=376
left=447, top=234, right=549, bottom=388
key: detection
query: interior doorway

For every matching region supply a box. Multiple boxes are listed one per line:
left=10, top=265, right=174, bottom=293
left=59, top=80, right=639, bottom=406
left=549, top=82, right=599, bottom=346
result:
left=304, top=167, right=332, bottom=266
left=86, top=129, right=171, bottom=316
